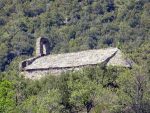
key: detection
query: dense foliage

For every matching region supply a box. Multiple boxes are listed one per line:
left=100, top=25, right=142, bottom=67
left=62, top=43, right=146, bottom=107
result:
left=0, top=0, right=149, bottom=113
left=0, top=66, right=150, bottom=113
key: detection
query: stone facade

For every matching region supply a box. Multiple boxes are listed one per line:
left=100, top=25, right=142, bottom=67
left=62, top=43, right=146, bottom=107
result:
left=20, top=37, right=133, bottom=80
left=36, top=37, right=51, bottom=56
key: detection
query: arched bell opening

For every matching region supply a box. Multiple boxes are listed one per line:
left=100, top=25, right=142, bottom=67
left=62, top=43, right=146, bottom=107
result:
left=36, top=37, right=50, bottom=56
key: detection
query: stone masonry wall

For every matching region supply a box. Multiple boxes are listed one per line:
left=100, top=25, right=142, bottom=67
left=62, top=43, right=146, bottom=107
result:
left=36, top=37, right=51, bottom=57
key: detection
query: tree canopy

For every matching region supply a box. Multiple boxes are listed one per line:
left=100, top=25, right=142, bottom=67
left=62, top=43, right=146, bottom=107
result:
left=0, top=0, right=149, bottom=112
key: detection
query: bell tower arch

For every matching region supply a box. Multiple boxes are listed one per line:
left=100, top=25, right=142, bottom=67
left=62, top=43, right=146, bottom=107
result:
left=36, top=37, right=50, bottom=56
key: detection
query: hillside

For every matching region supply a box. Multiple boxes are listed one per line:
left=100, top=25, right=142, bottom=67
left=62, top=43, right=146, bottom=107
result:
left=0, top=0, right=149, bottom=71
left=0, top=0, right=150, bottom=113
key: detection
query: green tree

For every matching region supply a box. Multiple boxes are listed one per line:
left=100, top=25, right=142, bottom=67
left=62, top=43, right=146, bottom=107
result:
left=0, top=80, right=15, bottom=113
left=116, top=68, right=150, bottom=113
left=20, top=89, right=62, bottom=113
